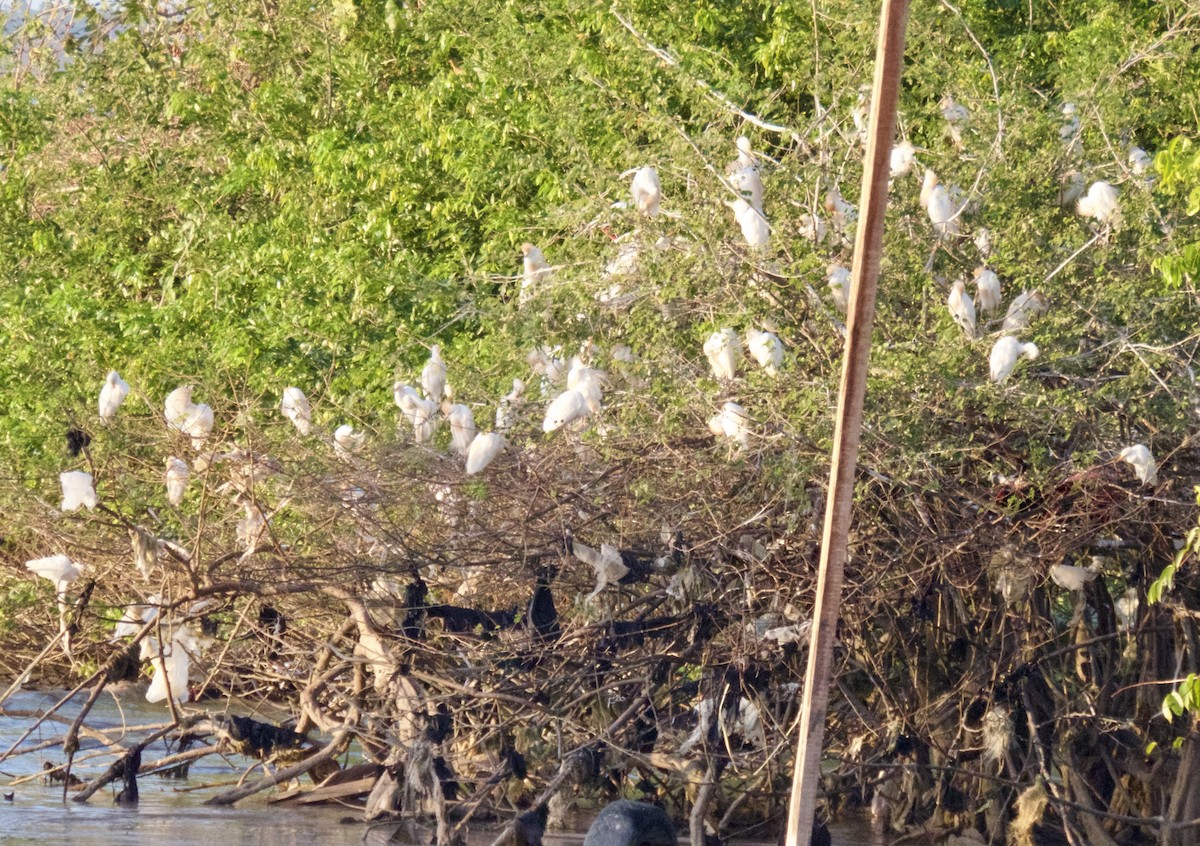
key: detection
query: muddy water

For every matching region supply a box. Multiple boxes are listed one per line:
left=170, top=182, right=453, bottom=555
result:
left=0, top=689, right=876, bottom=845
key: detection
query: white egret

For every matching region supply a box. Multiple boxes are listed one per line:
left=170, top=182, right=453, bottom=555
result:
left=165, top=457, right=188, bottom=506
left=333, top=424, right=366, bottom=460
left=1115, top=586, right=1138, bottom=631
left=703, top=328, right=741, bottom=382
left=1076, top=180, right=1120, bottom=224
left=146, top=626, right=203, bottom=704
left=1049, top=561, right=1100, bottom=592
left=280, top=387, right=312, bottom=436
left=1002, top=290, right=1049, bottom=332
left=974, top=227, right=992, bottom=258
left=797, top=212, right=828, bottom=244
left=989, top=337, right=1039, bottom=383
left=164, top=385, right=194, bottom=428
left=726, top=198, right=769, bottom=249
left=707, top=401, right=750, bottom=448
left=1058, top=170, right=1085, bottom=207
left=543, top=389, right=590, bottom=433
left=60, top=470, right=98, bottom=511
left=947, top=280, right=976, bottom=339
left=421, top=345, right=447, bottom=403
left=890, top=140, right=918, bottom=178
left=98, top=371, right=130, bottom=423
left=566, top=358, right=606, bottom=412
left=728, top=137, right=764, bottom=210
left=630, top=166, right=662, bottom=218
left=1129, top=146, right=1153, bottom=177
left=827, top=264, right=852, bottom=313
left=973, top=267, right=1001, bottom=313
left=851, top=87, right=871, bottom=146
left=495, top=378, right=525, bottom=431
left=1119, top=444, right=1157, bottom=486
left=26, top=553, right=85, bottom=658
left=111, top=603, right=155, bottom=641
left=444, top=403, right=477, bottom=456
left=520, top=243, right=552, bottom=303
left=572, top=540, right=629, bottom=601
left=237, top=504, right=267, bottom=553
left=411, top=397, right=439, bottom=444
left=745, top=328, right=783, bottom=376
left=182, top=403, right=214, bottom=450
left=920, top=169, right=961, bottom=240
left=1059, top=103, right=1080, bottom=143
left=465, top=431, right=505, bottom=475
left=824, top=186, right=857, bottom=232
left=939, top=95, right=969, bottom=146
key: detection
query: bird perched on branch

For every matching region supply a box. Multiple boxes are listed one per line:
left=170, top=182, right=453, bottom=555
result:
left=707, top=401, right=750, bottom=448
left=703, top=328, right=741, bottom=382
left=333, top=424, right=366, bottom=460
left=939, top=95, right=969, bottom=147
left=520, top=243, right=552, bottom=303
left=1077, top=180, right=1120, bottom=224
left=890, top=140, right=918, bottom=179
left=1002, top=290, right=1049, bottom=332
left=947, top=280, right=976, bottom=339
left=1119, top=444, right=1157, bottom=486
left=165, top=457, right=188, bottom=506
left=422, top=345, right=447, bottom=404
left=495, top=379, right=525, bottom=431
left=466, top=431, right=504, bottom=475
left=973, top=266, right=1001, bottom=313
left=98, top=371, right=130, bottom=424
left=920, top=169, right=961, bottom=240
left=280, top=387, right=311, bottom=436
left=989, top=337, right=1039, bottom=383
left=630, top=166, right=662, bottom=218
left=60, top=470, right=98, bottom=511
left=726, top=198, right=769, bottom=249
left=728, top=137, right=765, bottom=211
left=1049, top=559, right=1101, bottom=592
left=25, top=553, right=86, bottom=659
left=745, top=328, right=783, bottom=377
left=444, top=403, right=477, bottom=456
left=543, top=389, right=591, bottom=433
left=570, top=538, right=629, bottom=602
left=827, top=264, right=852, bottom=313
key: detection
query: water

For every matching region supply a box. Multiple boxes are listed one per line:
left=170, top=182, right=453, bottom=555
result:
left=0, top=688, right=876, bottom=844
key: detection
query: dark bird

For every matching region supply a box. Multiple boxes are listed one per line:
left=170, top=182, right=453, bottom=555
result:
left=583, top=800, right=675, bottom=846
left=528, top=564, right=559, bottom=639
left=66, top=427, right=91, bottom=457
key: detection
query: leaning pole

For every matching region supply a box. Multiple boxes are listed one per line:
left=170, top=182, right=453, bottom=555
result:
left=784, top=1, right=911, bottom=844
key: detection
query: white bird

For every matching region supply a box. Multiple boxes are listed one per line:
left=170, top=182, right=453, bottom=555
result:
left=182, top=403, right=214, bottom=450
left=572, top=540, right=629, bottom=602
left=237, top=503, right=267, bottom=553
left=920, top=169, right=961, bottom=240
left=26, top=553, right=85, bottom=658
left=495, top=378, right=525, bottom=431
left=940, top=95, right=969, bottom=146
left=520, top=243, right=552, bottom=303
left=1049, top=561, right=1100, bottom=592
left=1002, top=290, right=1049, bottom=332
left=1119, top=444, right=1157, bottom=486
left=280, top=387, right=312, bottom=436
left=973, top=267, right=1002, bottom=313
left=890, top=141, right=918, bottom=178
left=98, top=371, right=130, bottom=423
left=111, top=603, right=155, bottom=641
left=630, top=166, right=662, bottom=218
left=421, top=345, right=447, bottom=404
left=726, top=198, right=770, bottom=249
left=947, top=280, right=976, bottom=339
left=411, top=397, right=439, bottom=444
left=745, top=328, right=783, bottom=377
left=393, top=381, right=420, bottom=417
left=566, top=358, right=606, bottom=411
left=333, top=424, right=366, bottom=460
left=165, top=457, right=189, bottom=506
left=444, top=403, right=477, bottom=456
left=60, top=470, right=98, bottom=511
left=1129, top=146, right=1153, bottom=177
left=728, top=137, right=764, bottom=210
left=1115, top=586, right=1139, bottom=631
left=827, top=264, right=852, bottom=313
left=989, top=337, right=1039, bottom=383
left=146, top=626, right=202, bottom=704
left=703, top=328, right=741, bottom=382
left=974, top=228, right=993, bottom=259
left=1059, top=102, right=1080, bottom=143
left=1058, top=170, right=1086, bottom=207
left=1077, top=180, right=1120, bottom=224
left=543, top=389, right=591, bottom=433
left=850, top=87, right=871, bottom=146
left=824, top=186, right=858, bottom=233
left=465, top=431, right=505, bottom=475
left=164, top=385, right=194, bottom=428
left=707, top=401, right=750, bottom=448
left=527, top=346, right=567, bottom=386
left=797, top=212, right=828, bottom=244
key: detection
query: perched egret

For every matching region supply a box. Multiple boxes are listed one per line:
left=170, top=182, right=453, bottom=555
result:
left=465, top=431, right=505, bottom=475
left=703, top=328, right=741, bottom=382
left=333, top=424, right=366, bottom=460
left=444, top=403, right=477, bottom=456
left=422, top=345, right=447, bottom=404
left=164, top=385, right=193, bottom=428
left=26, top=553, right=85, bottom=658
left=393, top=382, right=420, bottom=419
left=567, top=358, right=606, bottom=412
left=1076, top=180, right=1120, bottom=224
left=165, top=457, right=188, bottom=506
left=728, top=137, right=764, bottom=210
left=824, top=185, right=857, bottom=232
left=827, top=264, right=852, bottom=313
left=146, top=626, right=203, bottom=704
left=237, top=504, right=267, bottom=553
left=543, top=389, right=591, bottom=433
left=939, top=95, right=969, bottom=146
left=527, top=346, right=568, bottom=386
left=630, top=166, right=662, bottom=218
left=581, top=800, right=675, bottom=846
left=520, top=243, right=552, bottom=303
left=182, top=403, right=214, bottom=450
left=1049, top=561, right=1100, bottom=592
left=60, top=470, right=98, bottom=511
left=947, top=280, right=976, bottom=339
left=707, top=401, right=750, bottom=448
left=1002, top=290, right=1049, bottom=332
left=1115, top=586, right=1139, bottom=631
left=572, top=540, right=629, bottom=601
left=495, top=378, right=525, bottom=431
left=112, top=603, right=155, bottom=640
left=920, top=169, right=961, bottom=240
left=280, top=387, right=312, bottom=436
left=850, top=87, right=871, bottom=146
left=974, top=228, right=992, bottom=259
left=1129, top=146, right=1153, bottom=177
left=989, top=337, right=1039, bottom=383
left=726, top=198, right=769, bottom=249
left=98, top=371, right=130, bottom=424
left=890, top=140, right=918, bottom=178
left=973, top=267, right=1002, bottom=313
left=797, top=212, right=828, bottom=244
left=1119, top=444, right=1157, bottom=486
left=1058, top=170, right=1086, bottom=207
left=411, top=397, right=439, bottom=444
left=745, top=328, right=783, bottom=377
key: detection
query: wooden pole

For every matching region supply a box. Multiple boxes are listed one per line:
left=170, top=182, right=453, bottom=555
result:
left=784, top=1, right=911, bottom=844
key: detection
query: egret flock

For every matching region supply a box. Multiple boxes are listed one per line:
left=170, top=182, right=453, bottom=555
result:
left=24, top=91, right=1163, bottom=705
